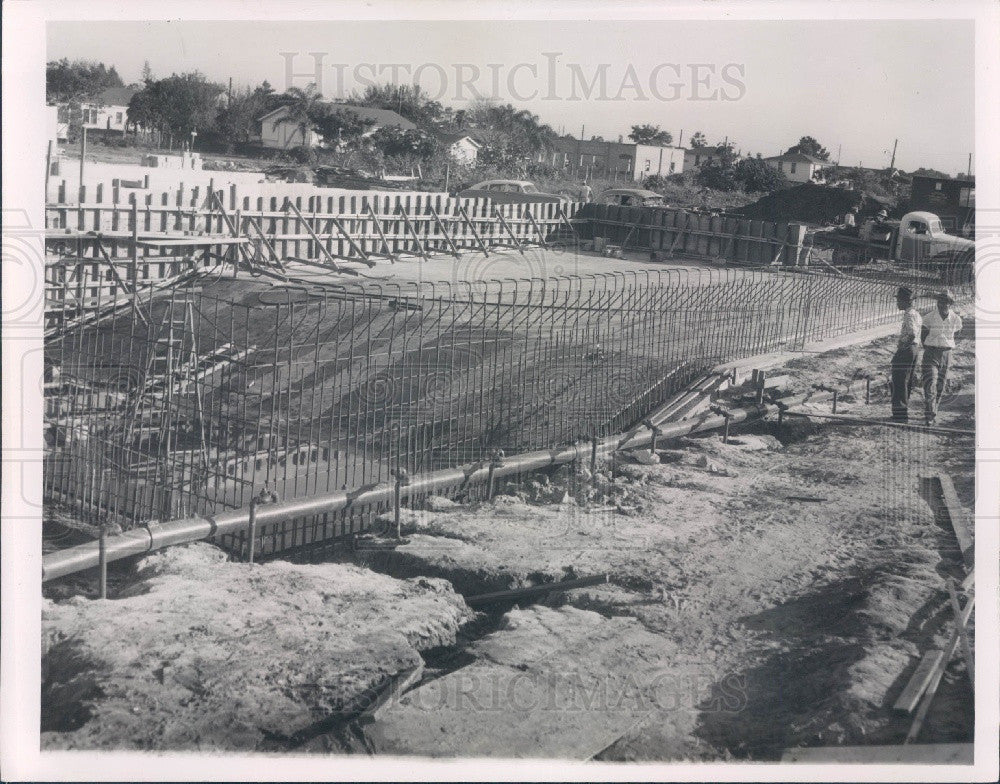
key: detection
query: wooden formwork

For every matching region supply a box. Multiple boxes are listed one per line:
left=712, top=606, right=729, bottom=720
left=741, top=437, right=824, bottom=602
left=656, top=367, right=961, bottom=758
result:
left=578, top=203, right=807, bottom=266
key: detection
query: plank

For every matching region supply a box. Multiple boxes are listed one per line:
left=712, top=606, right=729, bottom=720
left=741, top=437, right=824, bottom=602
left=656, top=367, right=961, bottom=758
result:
left=781, top=743, right=973, bottom=764
left=893, top=649, right=945, bottom=713
left=936, top=473, right=974, bottom=568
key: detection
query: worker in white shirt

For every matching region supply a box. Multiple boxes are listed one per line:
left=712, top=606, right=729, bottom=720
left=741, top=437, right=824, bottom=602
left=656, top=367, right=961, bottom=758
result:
left=920, top=290, right=963, bottom=425
left=890, top=286, right=922, bottom=423
left=842, top=205, right=859, bottom=233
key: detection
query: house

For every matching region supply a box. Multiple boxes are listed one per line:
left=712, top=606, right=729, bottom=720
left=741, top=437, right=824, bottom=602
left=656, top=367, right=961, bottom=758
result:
left=256, top=103, right=417, bottom=150
left=763, top=152, right=829, bottom=183
left=546, top=137, right=685, bottom=181
left=683, top=145, right=738, bottom=170
left=909, top=174, right=975, bottom=237
left=75, top=86, right=138, bottom=133
left=633, top=144, right=686, bottom=179
left=434, top=130, right=481, bottom=165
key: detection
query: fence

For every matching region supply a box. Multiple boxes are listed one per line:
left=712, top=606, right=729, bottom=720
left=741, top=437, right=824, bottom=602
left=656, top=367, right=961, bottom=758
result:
left=577, top=203, right=808, bottom=266
left=44, top=264, right=912, bottom=556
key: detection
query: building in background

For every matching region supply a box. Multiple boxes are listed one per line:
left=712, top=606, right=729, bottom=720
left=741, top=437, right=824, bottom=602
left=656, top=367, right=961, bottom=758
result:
left=546, top=137, right=685, bottom=182
left=909, top=174, right=975, bottom=237
left=77, top=86, right=137, bottom=132
left=763, top=152, right=829, bottom=183
left=433, top=130, right=481, bottom=165
left=256, top=104, right=416, bottom=150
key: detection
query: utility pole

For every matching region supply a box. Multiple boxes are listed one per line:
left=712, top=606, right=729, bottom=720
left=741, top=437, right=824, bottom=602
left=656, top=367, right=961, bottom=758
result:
left=580, top=124, right=585, bottom=140
left=967, top=153, right=972, bottom=176
left=836, top=144, right=842, bottom=166
left=678, top=129, right=684, bottom=147
left=889, top=138, right=898, bottom=170
left=228, top=77, right=233, bottom=108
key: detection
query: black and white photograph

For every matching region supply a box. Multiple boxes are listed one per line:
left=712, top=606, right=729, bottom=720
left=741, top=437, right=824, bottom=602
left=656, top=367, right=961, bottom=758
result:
left=1, top=1, right=998, bottom=780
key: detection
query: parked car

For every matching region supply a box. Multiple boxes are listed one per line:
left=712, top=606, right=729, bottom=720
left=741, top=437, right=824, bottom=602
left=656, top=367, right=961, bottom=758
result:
left=458, top=179, right=569, bottom=204
left=601, top=188, right=666, bottom=208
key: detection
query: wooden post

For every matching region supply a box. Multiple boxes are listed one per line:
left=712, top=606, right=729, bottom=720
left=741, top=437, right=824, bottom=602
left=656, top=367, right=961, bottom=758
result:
left=247, top=498, right=257, bottom=564
left=78, top=126, right=86, bottom=197
left=45, top=140, right=53, bottom=202
left=98, top=523, right=107, bottom=599
left=129, top=201, right=138, bottom=318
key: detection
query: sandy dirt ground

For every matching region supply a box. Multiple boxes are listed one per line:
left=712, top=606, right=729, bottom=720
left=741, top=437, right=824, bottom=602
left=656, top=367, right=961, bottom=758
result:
left=41, top=318, right=974, bottom=758
left=41, top=544, right=471, bottom=751
left=359, top=319, right=976, bottom=759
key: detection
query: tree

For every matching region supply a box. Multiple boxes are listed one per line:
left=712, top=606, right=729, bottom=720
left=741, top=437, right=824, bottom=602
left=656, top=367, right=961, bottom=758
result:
left=466, top=101, right=557, bottom=162
left=369, top=126, right=437, bottom=159
left=214, top=84, right=278, bottom=150
left=141, top=60, right=154, bottom=83
left=786, top=135, right=830, bottom=161
left=275, top=84, right=325, bottom=147
left=46, top=59, right=124, bottom=103
left=628, top=124, right=672, bottom=145
left=354, top=83, right=443, bottom=127
left=689, top=131, right=707, bottom=148
left=309, top=105, right=375, bottom=147
left=733, top=157, right=788, bottom=193
left=127, top=72, right=224, bottom=138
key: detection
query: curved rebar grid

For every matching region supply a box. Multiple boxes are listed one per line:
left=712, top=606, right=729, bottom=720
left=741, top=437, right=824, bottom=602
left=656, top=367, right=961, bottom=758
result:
left=43, top=212, right=971, bottom=555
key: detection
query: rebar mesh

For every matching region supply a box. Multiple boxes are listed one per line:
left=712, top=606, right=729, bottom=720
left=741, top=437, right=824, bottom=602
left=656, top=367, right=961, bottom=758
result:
left=44, top=264, right=930, bottom=538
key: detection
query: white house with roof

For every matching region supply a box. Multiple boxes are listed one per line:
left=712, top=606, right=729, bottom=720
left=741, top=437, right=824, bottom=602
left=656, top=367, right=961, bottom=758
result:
left=434, top=130, right=481, bottom=165
left=76, top=86, right=138, bottom=132
left=257, top=104, right=418, bottom=150
left=763, top=152, right=830, bottom=183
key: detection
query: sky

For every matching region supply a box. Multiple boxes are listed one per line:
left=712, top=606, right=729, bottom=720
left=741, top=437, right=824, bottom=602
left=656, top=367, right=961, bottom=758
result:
left=48, top=19, right=975, bottom=174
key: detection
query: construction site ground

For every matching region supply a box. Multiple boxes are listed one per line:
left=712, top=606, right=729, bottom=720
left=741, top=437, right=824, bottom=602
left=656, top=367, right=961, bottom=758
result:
left=41, top=318, right=975, bottom=759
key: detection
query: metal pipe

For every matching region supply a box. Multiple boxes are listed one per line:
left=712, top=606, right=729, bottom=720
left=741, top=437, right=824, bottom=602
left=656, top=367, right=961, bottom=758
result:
left=42, top=395, right=805, bottom=582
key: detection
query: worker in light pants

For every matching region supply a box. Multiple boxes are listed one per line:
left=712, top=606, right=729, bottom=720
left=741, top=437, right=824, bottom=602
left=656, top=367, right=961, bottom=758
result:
left=889, top=286, right=922, bottom=423
left=921, top=290, right=963, bottom=426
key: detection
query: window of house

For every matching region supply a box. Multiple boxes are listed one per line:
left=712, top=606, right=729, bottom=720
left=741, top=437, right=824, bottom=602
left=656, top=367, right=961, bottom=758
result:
left=790, top=162, right=797, bottom=174
left=935, top=182, right=943, bottom=191
left=695, top=155, right=701, bottom=166
left=959, top=187, right=974, bottom=207
left=778, top=161, right=783, bottom=171
left=669, top=162, right=676, bottom=173
left=116, top=112, right=123, bottom=123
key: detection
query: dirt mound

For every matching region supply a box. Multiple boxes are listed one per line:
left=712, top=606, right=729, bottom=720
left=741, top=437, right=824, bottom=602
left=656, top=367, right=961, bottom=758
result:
left=41, top=543, right=473, bottom=751
left=734, top=183, right=886, bottom=225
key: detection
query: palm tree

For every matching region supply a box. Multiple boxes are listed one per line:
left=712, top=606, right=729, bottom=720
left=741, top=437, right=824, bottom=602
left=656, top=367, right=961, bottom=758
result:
left=276, top=83, right=324, bottom=147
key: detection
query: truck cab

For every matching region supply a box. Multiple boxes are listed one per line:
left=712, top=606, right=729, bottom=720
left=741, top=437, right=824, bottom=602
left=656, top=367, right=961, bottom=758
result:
left=895, top=211, right=974, bottom=264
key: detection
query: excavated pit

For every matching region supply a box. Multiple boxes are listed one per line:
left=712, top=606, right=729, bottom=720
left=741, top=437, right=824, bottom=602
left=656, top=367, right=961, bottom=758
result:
left=41, top=321, right=975, bottom=759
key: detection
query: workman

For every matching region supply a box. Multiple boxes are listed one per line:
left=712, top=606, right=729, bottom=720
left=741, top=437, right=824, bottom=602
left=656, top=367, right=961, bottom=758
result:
left=920, top=290, right=963, bottom=426
left=889, top=286, right=922, bottom=423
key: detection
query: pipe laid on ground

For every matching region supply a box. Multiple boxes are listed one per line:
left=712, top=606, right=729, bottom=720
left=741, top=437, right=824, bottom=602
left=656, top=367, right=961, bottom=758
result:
left=42, top=394, right=809, bottom=582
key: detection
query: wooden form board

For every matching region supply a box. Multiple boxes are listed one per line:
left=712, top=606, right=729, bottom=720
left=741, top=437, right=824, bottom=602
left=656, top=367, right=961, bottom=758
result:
left=578, top=203, right=807, bottom=267
left=936, top=472, right=975, bottom=568
left=46, top=187, right=578, bottom=266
